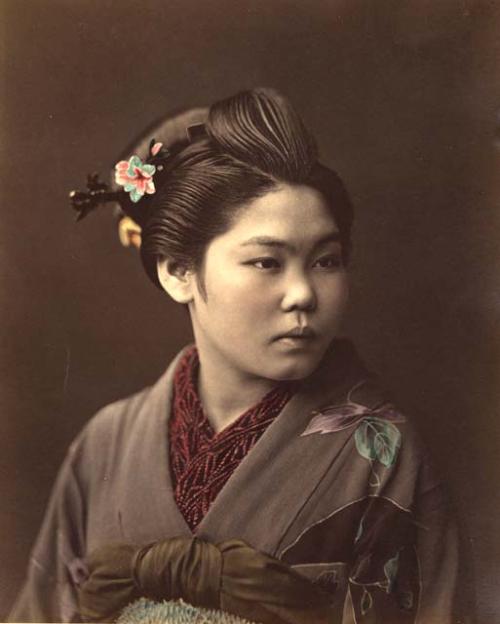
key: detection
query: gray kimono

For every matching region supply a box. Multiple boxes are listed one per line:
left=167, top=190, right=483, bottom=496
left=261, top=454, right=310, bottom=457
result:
left=9, top=341, right=471, bottom=623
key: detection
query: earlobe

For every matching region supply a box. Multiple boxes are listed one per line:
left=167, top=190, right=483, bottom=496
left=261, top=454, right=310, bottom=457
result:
left=156, top=257, right=195, bottom=304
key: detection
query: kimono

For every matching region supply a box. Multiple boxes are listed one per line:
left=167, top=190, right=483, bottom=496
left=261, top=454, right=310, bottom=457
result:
left=9, top=339, right=471, bottom=623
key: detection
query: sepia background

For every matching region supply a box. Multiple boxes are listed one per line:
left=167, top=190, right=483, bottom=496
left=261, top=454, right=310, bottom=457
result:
left=1, top=0, right=499, bottom=620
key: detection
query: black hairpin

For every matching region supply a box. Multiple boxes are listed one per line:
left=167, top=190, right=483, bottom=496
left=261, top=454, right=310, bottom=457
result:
left=69, top=173, right=122, bottom=222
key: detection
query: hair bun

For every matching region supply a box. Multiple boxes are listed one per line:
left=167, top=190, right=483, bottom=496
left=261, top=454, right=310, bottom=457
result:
left=207, top=88, right=317, bottom=180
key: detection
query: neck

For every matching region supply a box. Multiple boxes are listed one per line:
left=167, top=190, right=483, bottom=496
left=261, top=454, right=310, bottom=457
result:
left=195, top=348, right=277, bottom=434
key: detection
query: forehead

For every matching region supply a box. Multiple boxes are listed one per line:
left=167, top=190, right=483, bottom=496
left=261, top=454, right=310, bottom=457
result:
left=226, top=184, right=338, bottom=243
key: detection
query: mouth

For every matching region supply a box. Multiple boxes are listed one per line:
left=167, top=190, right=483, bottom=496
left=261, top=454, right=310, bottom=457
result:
left=273, top=326, right=317, bottom=342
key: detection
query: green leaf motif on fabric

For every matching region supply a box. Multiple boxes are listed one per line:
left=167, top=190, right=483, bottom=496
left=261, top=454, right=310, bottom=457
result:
left=383, top=551, right=400, bottom=593
left=360, top=588, right=373, bottom=616
left=354, top=417, right=402, bottom=467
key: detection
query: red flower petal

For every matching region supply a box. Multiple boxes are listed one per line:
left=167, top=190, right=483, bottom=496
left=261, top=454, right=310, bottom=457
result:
left=135, top=178, right=147, bottom=193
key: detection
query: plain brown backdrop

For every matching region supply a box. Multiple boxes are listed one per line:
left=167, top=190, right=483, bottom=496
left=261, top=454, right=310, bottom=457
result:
left=1, top=0, right=499, bottom=620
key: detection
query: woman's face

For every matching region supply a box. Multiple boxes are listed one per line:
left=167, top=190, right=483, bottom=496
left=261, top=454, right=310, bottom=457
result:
left=188, top=183, right=348, bottom=383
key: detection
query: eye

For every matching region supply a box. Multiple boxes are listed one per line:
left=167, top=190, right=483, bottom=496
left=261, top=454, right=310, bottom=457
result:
left=245, top=257, right=281, bottom=270
left=313, top=254, right=342, bottom=270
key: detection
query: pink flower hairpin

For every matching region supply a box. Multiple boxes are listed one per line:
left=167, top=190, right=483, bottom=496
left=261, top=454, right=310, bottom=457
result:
left=114, top=141, right=165, bottom=203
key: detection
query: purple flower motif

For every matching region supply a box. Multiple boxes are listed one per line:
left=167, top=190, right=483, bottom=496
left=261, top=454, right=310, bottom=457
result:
left=301, top=403, right=371, bottom=437
left=301, top=400, right=405, bottom=438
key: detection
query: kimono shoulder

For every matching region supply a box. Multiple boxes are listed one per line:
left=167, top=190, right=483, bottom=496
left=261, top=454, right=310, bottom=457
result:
left=8, top=352, right=185, bottom=623
left=67, top=347, right=187, bottom=498
left=68, top=382, right=160, bottom=486
left=274, top=353, right=472, bottom=623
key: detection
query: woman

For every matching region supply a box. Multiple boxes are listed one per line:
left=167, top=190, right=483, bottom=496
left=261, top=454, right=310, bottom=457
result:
left=9, top=88, right=470, bottom=623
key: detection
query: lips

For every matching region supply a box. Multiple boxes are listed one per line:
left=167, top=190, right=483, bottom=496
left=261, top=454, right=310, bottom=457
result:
left=273, top=326, right=316, bottom=341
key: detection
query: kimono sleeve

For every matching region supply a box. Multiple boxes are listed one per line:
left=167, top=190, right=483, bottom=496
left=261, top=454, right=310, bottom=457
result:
left=412, top=459, right=474, bottom=623
left=8, top=437, right=87, bottom=623
left=343, top=449, right=474, bottom=624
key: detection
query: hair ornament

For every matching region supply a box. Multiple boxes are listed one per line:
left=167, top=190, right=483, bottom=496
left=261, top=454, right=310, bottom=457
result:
left=115, top=140, right=170, bottom=203
left=69, top=173, right=121, bottom=222
left=118, top=215, right=142, bottom=249
left=69, top=138, right=171, bottom=221
left=115, top=155, right=156, bottom=203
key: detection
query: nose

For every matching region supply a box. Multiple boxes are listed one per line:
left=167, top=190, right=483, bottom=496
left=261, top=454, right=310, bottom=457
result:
left=280, top=270, right=317, bottom=313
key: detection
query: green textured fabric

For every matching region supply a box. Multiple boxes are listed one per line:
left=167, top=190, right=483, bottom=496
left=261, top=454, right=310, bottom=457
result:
left=117, top=598, right=254, bottom=624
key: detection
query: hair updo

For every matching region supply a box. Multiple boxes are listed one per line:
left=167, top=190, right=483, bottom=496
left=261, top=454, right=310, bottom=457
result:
left=117, top=88, right=353, bottom=289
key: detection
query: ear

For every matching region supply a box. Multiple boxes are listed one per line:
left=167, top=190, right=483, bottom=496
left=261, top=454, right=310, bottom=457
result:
left=156, top=257, right=196, bottom=304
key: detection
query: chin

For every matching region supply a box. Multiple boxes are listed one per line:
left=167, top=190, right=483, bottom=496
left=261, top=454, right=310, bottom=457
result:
left=267, top=356, right=323, bottom=382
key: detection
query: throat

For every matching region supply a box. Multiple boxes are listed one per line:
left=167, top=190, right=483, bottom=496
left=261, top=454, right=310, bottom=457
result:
left=197, top=360, right=278, bottom=434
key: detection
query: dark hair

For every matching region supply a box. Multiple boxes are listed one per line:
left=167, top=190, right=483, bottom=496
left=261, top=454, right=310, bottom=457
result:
left=127, top=88, right=353, bottom=288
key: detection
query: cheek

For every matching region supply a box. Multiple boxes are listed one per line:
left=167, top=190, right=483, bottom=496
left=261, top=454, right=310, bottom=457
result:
left=318, top=276, right=349, bottom=314
left=207, top=269, right=277, bottom=312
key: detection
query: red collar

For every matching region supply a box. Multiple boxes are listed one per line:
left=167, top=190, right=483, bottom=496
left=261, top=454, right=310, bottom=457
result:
left=169, top=345, right=293, bottom=531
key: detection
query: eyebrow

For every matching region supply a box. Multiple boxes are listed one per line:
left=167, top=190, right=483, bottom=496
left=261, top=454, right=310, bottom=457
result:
left=240, top=232, right=341, bottom=252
